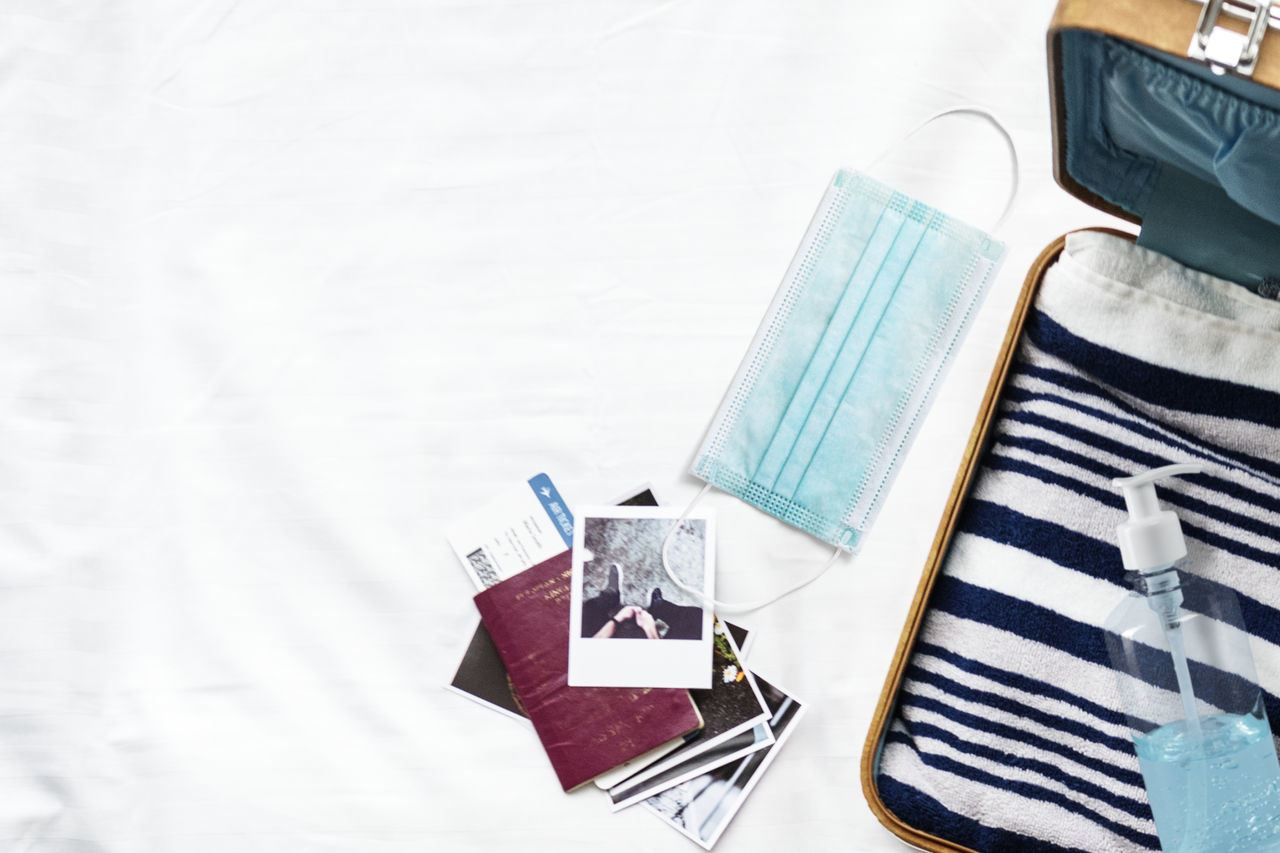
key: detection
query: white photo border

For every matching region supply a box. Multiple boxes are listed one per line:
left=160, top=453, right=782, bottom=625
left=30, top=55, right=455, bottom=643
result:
left=567, top=505, right=715, bottom=689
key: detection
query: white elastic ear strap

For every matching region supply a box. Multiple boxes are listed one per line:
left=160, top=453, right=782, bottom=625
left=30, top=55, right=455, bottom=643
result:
left=865, top=105, right=1020, bottom=233
left=660, top=483, right=845, bottom=615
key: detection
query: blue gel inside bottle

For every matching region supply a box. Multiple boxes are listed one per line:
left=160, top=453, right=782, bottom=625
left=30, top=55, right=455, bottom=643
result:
left=1135, top=709, right=1280, bottom=852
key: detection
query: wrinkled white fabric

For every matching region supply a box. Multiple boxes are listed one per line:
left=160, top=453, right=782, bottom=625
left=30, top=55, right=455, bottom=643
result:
left=0, top=1, right=1121, bottom=850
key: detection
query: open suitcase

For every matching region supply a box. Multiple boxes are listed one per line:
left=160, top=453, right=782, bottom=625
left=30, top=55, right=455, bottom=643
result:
left=861, top=1, right=1280, bottom=851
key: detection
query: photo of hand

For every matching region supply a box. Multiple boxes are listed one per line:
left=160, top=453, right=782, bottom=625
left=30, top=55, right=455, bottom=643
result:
left=592, top=604, right=661, bottom=639
left=582, top=563, right=704, bottom=641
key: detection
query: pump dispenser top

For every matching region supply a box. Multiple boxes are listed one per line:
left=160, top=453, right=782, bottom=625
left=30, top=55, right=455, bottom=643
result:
left=1113, top=462, right=1202, bottom=575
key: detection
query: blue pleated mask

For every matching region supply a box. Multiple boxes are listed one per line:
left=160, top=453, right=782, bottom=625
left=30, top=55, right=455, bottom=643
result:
left=691, top=169, right=1007, bottom=552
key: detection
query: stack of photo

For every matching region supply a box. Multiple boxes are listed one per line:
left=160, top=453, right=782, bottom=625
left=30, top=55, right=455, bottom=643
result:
left=446, top=476, right=806, bottom=850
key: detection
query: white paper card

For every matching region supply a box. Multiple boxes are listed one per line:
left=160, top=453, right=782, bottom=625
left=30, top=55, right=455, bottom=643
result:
left=445, top=473, right=573, bottom=590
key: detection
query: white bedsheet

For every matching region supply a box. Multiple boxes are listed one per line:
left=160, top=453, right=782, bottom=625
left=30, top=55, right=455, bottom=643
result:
left=0, top=1, right=1128, bottom=850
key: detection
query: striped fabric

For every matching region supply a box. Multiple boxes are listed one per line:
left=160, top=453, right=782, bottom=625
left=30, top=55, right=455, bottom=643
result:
left=875, top=231, right=1280, bottom=853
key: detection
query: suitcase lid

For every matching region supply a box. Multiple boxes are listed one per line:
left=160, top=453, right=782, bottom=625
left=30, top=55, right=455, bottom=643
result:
left=1049, top=0, right=1280, bottom=289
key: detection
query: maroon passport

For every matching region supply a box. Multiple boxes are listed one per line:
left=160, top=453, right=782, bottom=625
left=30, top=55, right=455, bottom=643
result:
left=473, top=551, right=702, bottom=791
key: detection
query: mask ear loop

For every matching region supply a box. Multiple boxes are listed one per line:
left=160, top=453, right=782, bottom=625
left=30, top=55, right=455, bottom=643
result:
left=660, top=483, right=845, bottom=615
left=865, top=105, right=1020, bottom=233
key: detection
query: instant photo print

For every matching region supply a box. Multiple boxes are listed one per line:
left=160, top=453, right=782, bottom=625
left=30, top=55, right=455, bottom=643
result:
left=605, top=617, right=772, bottom=810
left=645, top=675, right=806, bottom=850
left=568, top=505, right=715, bottom=689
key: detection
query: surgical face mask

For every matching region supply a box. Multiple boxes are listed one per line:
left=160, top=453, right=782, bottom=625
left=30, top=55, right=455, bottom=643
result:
left=694, top=168, right=1006, bottom=550
left=664, top=108, right=1017, bottom=613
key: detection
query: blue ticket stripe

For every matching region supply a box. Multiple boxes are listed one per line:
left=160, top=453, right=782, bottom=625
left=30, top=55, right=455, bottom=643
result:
left=528, top=473, right=573, bottom=547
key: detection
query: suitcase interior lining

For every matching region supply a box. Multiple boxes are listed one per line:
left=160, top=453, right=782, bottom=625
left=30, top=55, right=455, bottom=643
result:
left=1059, top=29, right=1280, bottom=288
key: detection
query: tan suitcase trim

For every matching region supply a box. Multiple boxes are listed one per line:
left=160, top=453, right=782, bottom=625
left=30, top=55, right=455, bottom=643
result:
left=859, top=229, right=1135, bottom=853
left=859, top=3, right=1280, bottom=849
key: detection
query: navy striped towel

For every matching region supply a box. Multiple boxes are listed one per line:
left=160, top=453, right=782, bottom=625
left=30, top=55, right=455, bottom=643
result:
left=875, top=230, right=1280, bottom=852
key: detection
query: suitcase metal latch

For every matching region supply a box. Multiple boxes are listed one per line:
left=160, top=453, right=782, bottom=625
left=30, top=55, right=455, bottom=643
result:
left=1188, top=0, right=1273, bottom=76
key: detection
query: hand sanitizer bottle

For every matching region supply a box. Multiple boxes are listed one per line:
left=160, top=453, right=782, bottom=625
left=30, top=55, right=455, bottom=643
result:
left=1104, top=463, right=1280, bottom=852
